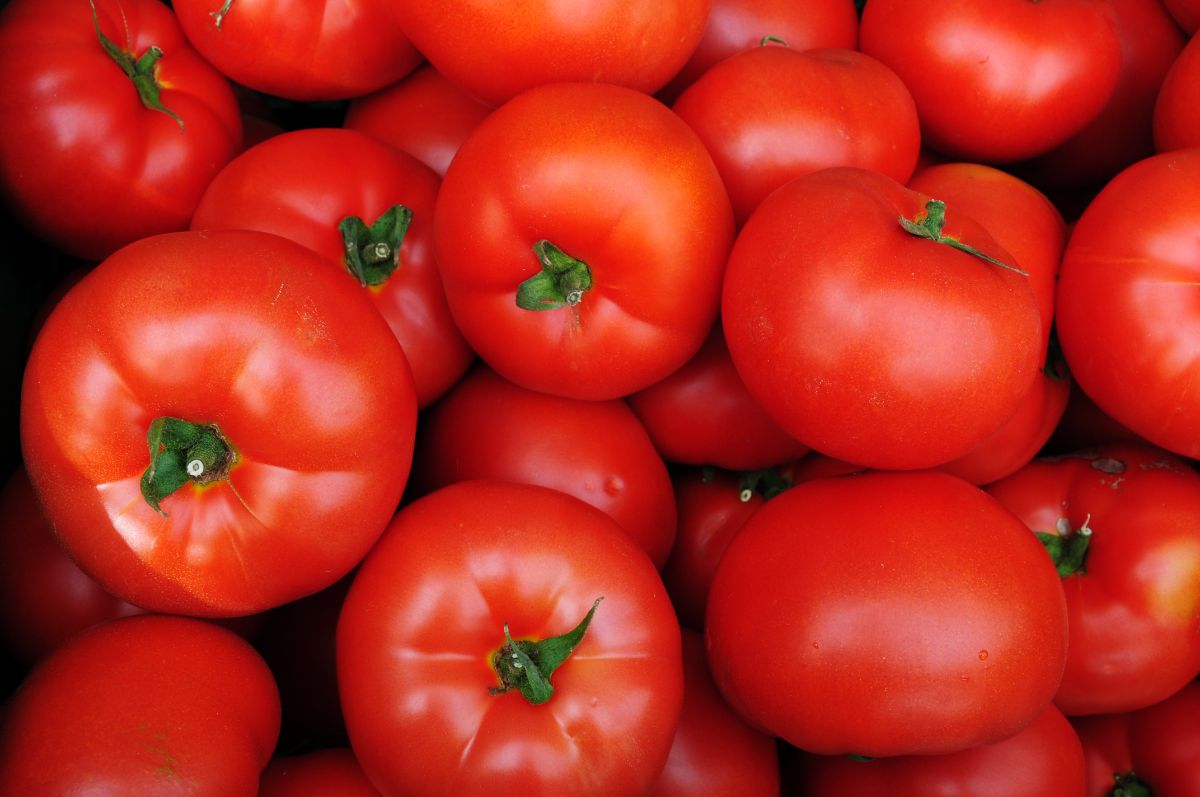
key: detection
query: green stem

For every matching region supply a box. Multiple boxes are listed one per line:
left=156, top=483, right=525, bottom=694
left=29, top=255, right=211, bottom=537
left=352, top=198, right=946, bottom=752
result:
left=515, top=240, right=593, bottom=311
left=490, top=598, right=603, bottom=704
left=898, top=200, right=1026, bottom=276
left=1035, top=514, right=1093, bottom=578
left=1110, top=772, right=1153, bottom=797
left=141, top=417, right=234, bottom=516
left=737, top=468, right=795, bottom=502
left=211, top=0, right=235, bottom=28
left=90, top=0, right=183, bottom=130
left=339, top=205, right=413, bottom=287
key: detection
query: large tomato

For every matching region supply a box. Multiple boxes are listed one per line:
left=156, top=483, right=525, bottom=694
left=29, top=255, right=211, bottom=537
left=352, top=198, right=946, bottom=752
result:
left=705, top=470, right=1069, bottom=757
left=1154, top=31, right=1200, bottom=153
left=0, top=0, right=242, bottom=261
left=337, top=480, right=684, bottom=797
left=435, top=81, right=734, bottom=400
left=20, top=230, right=418, bottom=617
left=721, top=166, right=1043, bottom=470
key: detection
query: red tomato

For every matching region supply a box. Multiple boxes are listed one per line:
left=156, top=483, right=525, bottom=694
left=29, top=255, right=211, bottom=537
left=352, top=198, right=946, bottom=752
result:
left=391, top=0, right=711, bottom=106
left=627, top=323, right=809, bottom=471
left=344, top=65, right=494, bottom=177
left=337, top=480, right=684, bottom=797
left=985, top=445, right=1200, bottom=716
left=410, top=365, right=677, bottom=568
left=191, top=128, right=473, bottom=408
left=721, top=167, right=1043, bottom=470
left=705, top=470, right=1069, bottom=757
left=860, top=0, right=1122, bottom=163
left=0, top=615, right=280, bottom=795
left=20, top=230, right=418, bottom=616
left=172, top=0, right=421, bottom=101
left=0, top=0, right=242, bottom=261
left=435, top=82, right=734, bottom=400
left=672, top=45, right=921, bottom=225
left=259, top=749, right=381, bottom=797
left=793, top=704, right=1087, bottom=797
left=1154, top=31, right=1200, bottom=153
left=1162, top=0, right=1200, bottom=31
left=1055, top=149, right=1200, bottom=457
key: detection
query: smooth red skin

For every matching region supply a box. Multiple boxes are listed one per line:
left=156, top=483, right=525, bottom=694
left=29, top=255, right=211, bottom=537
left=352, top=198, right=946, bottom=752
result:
left=1154, top=32, right=1200, bottom=152
left=794, top=704, right=1087, bottom=797
left=0, top=466, right=142, bottom=665
left=259, top=749, right=381, bottom=797
left=1055, top=149, right=1200, bottom=457
left=435, top=82, right=735, bottom=400
left=1163, top=0, right=1200, bottom=30
left=410, top=365, right=677, bottom=568
left=19, top=230, right=417, bottom=617
left=985, top=445, right=1200, bottom=716
left=190, top=128, right=472, bottom=408
left=0, top=0, right=242, bottom=261
left=626, top=323, right=809, bottom=471
left=673, top=46, right=921, bottom=226
left=337, top=480, right=684, bottom=797
left=661, top=468, right=764, bottom=631
left=344, top=65, right=494, bottom=177
left=172, top=0, right=420, bottom=101
left=648, top=630, right=779, bottom=797
left=392, top=0, right=710, bottom=106
left=721, top=167, right=1043, bottom=471
left=860, top=0, right=1122, bottom=163
left=1074, top=681, right=1200, bottom=797
left=0, top=615, right=280, bottom=795
left=705, top=470, right=1069, bottom=757
left=657, top=0, right=858, bottom=102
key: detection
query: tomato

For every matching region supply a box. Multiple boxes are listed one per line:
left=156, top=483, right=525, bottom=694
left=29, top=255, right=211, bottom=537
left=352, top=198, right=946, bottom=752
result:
left=985, top=445, right=1200, bottom=716
left=392, top=0, right=710, bottom=106
left=1055, top=149, right=1200, bottom=457
left=672, top=44, right=921, bottom=226
left=859, top=0, right=1122, bottom=163
left=0, top=614, right=280, bottom=795
left=344, top=65, right=493, bottom=177
left=20, top=229, right=418, bottom=617
left=190, top=127, right=473, bottom=408
left=435, top=81, right=734, bottom=400
left=1074, top=681, right=1200, bottom=797
left=0, top=0, right=242, bottom=261
left=260, top=749, right=381, bottom=797
left=1154, top=31, right=1200, bottom=153
left=337, top=480, right=684, bottom=797
left=721, top=166, right=1043, bottom=470
left=627, top=323, right=809, bottom=471
left=792, top=704, right=1087, bottom=797
left=409, top=364, right=677, bottom=568
left=705, top=470, right=1069, bottom=757
left=1162, top=0, right=1200, bottom=31
left=172, top=0, right=421, bottom=101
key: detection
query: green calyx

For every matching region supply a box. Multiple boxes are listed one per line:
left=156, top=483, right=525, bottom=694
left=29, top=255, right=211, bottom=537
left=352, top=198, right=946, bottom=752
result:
left=140, top=417, right=234, bottom=516
left=490, top=597, right=603, bottom=705
left=1035, top=514, right=1093, bottom=579
left=515, top=240, right=593, bottom=311
left=339, top=205, right=413, bottom=288
left=737, top=468, right=795, bottom=503
left=90, top=0, right=183, bottom=130
left=898, top=199, right=1027, bottom=276
left=1110, top=772, right=1153, bottom=797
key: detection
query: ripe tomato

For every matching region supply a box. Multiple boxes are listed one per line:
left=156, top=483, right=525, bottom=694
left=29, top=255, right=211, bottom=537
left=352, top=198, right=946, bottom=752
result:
left=1162, top=0, right=1200, bottom=31
left=985, top=445, right=1200, bottom=716
left=259, top=749, right=381, bottom=797
left=0, top=615, right=280, bottom=795
left=20, top=230, right=418, bottom=617
left=1154, top=30, right=1200, bottom=153
left=705, top=470, right=1069, bottom=757
left=338, top=480, right=684, bottom=797
left=0, top=0, right=242, bottom=261
left=435, top=82, right=734, bottom=400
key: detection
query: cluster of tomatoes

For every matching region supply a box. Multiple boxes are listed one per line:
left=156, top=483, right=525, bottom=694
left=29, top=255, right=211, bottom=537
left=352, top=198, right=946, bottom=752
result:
left=0, top=0, right=1198, bottom=795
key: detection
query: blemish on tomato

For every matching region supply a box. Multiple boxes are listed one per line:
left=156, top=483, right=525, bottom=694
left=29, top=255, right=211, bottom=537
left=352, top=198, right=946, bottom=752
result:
left=978, top=650, right=988, bottom=661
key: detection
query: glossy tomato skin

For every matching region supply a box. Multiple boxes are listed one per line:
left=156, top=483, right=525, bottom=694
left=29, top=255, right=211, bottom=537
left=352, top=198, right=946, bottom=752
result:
left=0, top=0, right=242, bottom=261
left=20, top=230, right=418, bottom=617
left=191, top=128, right=473, bottom=408
left=1056, top=149, right=1200, bottom=457
left=985, top=445, right=1200, bottom=716
left=0, top=615, right=280, bottom=795
left=1154, top=32, right=1200, bottom=153
left=721, top=166, right=1043, bottom=470
left=860, top=0, right=1122, bottom=163
left=409, top=364, right=677, bottom=568
left=435, top=82, right=734, bottom=400
left=705, top=470, right=1069, bottom=757
left=173, top=0, right=421, bottom=101
left=338, top=480, right=684, bottom=797
left=259, top=749, right=382, bottom=797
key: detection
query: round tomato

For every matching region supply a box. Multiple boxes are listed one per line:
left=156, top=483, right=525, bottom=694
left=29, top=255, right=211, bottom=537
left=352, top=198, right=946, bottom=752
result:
left=435, top=81, right=734, bottom=400
left=20, top=229, right=418, bottom=617
left=705, top=470, right=1069, bottom=757
left=0, top=0, right=242, bottom=261
left=260, top=749, right=381, bottom=797
left=337, top=480, right=684, bottom=797
left=1154, top=31, right=1200, bottom=153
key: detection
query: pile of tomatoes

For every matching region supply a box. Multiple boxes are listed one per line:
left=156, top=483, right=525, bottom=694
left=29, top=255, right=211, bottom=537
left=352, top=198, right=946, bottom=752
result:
left=0, top=0, right=1198, bottom=795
